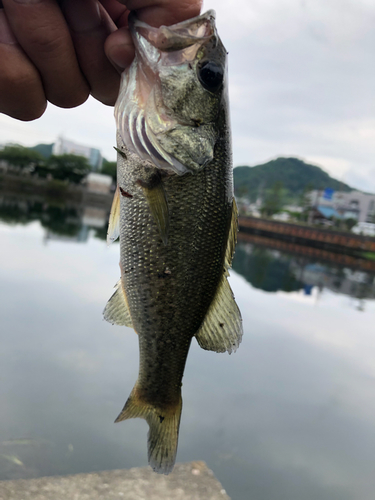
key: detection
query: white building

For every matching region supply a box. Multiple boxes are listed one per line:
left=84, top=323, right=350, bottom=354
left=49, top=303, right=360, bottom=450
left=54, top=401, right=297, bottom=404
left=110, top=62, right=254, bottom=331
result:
left=52, top=136, right=103, bottom=171
left=309, top=190, right=375, bottom=223
left=352, top=222, right=375, bottom=237
left=84, top=172, right=112, bottom=194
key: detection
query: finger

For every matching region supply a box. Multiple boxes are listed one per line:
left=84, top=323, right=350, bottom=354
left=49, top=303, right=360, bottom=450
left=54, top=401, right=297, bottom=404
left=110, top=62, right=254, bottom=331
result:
left=100, top=0, right=129, bottom=27
left=0, top=9, right=46, bottom=120
left=104, top=26, right=134, bottom=70
left=117, top=0, right=202, bottom=26
left=62, top=0, right=121, bottom=106
left=2, top=0, right=89, bottom=108
left=104, top=0, right=202, bottom=70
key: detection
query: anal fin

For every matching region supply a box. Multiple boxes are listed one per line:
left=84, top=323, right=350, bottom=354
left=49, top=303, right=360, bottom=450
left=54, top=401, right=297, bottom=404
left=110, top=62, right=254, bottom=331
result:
left=195, top=198, right=242, bottom=354
left=103, top=280, right=133, bottom=328
left=195, top=274, right=242, bottom=354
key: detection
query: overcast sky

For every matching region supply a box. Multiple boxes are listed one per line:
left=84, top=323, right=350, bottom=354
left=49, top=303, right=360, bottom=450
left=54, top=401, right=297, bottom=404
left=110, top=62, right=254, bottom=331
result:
left=1, top=0, right=375, bottom=192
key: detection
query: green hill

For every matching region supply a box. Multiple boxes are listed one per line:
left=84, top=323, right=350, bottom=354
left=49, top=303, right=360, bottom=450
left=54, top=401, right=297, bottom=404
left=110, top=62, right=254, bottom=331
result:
left=234, top=157, right=352, bottom=201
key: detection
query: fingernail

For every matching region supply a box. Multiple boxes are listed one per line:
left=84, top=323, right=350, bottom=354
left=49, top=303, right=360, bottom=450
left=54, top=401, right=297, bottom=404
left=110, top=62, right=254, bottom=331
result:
left=63, top=0, right=101, bottom=33
left=0, top=10, right=17, bottom=44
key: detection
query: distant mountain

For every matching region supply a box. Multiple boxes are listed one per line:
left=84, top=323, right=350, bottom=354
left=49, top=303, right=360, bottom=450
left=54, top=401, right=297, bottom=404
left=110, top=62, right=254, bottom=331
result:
left=30, top=143, right=54, bottom=159
left=234, top=157, right=353, bottom=201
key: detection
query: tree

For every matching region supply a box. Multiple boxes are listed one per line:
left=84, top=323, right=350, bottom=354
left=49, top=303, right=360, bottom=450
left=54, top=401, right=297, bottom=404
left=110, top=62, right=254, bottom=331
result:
left=45, top=154, right=91, bottom=183
left=260, top=181, right=285, bottom=217
left=0, top=145, right=44, bottom=169
left=298, top=183, right=314, bottom=221
left=345, top=218, right=358, bottom=231
left=101, top=160, right=117, bottom=181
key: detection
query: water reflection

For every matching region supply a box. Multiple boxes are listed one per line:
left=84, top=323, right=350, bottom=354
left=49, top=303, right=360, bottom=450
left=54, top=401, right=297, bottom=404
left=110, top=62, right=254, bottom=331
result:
left=233, top=241, right=375, bottom=309
left=0, top=192, right=110, bottom=242
left=1, top=192, right=375, bottom=500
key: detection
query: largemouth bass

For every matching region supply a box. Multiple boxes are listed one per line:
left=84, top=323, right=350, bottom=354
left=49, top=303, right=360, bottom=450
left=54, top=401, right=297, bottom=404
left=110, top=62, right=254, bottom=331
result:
left=104, top=9, right=242, bottom=475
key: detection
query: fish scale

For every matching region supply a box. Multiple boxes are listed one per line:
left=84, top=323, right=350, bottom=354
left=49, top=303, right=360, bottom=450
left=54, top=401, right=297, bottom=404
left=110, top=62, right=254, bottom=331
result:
left=118, top=142, right=231, bottom=396
left=104, top=10, right=242, bottom=475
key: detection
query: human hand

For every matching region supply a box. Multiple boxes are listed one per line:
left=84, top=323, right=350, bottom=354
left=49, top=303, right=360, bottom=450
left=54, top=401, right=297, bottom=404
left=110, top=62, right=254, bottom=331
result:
left=0, top=0, right=202, bottom=121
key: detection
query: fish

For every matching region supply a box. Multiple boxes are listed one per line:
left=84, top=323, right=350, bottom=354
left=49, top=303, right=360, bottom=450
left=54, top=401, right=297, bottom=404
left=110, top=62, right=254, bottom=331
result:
left=104, top=9, right=242, bottom=475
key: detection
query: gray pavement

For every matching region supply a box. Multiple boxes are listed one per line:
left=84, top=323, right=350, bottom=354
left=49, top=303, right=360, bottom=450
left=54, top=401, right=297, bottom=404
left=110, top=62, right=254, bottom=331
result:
left=0, top=461, right=231, bottom=500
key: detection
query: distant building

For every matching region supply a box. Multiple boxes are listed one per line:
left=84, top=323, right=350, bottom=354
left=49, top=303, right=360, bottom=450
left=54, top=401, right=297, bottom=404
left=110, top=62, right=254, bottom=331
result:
left=52, top=136, right=103, bottom=171
left=84, top=173, right=112, bottom=194
left=82, top=207, right=107, bottom=228
left=309, top=190, right=375, bottom=223
left=352, top=222, right=375, bottom=237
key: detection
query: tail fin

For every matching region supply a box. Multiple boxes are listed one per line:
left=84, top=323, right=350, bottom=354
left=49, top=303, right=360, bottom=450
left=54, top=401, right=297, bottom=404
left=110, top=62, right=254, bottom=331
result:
left=115, top=385, right=182, bottom=475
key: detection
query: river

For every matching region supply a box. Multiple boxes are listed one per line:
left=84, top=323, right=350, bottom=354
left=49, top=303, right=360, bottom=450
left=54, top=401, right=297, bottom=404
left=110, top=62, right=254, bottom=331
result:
left=1, top=193, right=375, bottom=500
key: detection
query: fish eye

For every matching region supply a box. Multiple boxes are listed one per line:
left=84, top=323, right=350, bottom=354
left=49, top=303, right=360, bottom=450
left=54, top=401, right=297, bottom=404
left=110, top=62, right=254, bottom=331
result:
left=198, top=61, right=224, bottom=93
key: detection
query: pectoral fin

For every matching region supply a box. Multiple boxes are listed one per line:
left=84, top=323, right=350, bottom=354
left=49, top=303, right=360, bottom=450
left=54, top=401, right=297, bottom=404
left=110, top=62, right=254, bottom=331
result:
left=107, top=185, right=121, bottom=245
left=103, top=280, right=133, bottom=328
left=139, top=176, right=169, bottom=245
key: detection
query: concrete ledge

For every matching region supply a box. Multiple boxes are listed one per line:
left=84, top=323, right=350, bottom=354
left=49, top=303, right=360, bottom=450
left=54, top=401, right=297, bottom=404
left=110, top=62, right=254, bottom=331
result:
left=0, top=461, right=230, bottom=500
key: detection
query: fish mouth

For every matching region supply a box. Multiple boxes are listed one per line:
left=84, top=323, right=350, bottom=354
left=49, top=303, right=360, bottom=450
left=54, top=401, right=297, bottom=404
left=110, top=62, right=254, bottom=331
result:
left=129, top=9, right=217, bottom=64
left=115, top=11, right=219, bottom=176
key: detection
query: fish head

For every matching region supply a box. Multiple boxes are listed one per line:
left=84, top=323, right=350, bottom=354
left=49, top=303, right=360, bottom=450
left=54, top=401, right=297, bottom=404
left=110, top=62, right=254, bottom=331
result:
left=115, top=10, right=229, bottom=175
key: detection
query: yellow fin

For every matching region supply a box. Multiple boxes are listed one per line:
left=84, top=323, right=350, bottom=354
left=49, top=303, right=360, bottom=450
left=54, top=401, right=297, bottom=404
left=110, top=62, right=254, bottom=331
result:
left=107, top=185, right=120, bottom=245
left=195, top=274, right=242, bottom=354
left=103, top=280, right=133, bottom=328
left=225, top=197, right=238, bottom=274
left=115, top=385, right=182, bottom=475
left=141, top=181, right=169, bottom=245
left=195, top=199, right=242, bottom=354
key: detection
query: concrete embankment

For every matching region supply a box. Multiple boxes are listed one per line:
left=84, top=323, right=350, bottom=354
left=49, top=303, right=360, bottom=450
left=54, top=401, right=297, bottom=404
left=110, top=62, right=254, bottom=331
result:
left=239, top=216, right=375, bottom=253
left=0, top=462, right=230, bottom=500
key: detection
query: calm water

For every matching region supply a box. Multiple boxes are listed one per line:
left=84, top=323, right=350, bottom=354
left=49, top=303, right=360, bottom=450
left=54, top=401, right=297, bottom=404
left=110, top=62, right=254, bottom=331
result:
left=1, top=195, right=375, bottom=500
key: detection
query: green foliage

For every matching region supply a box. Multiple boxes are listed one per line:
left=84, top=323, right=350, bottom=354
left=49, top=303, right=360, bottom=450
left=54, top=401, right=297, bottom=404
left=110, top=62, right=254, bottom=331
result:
left=101, top=159, right=117, bottom=181
left=1, top=146, right=91, bottom=184
left=39, top=205, right=81, bottom=236
left=234, top=157, right=352, bottom=202
left=232, top=244, right=303, bottom=293
left=345, top=218, right=358, bottom=231
left=260, top=181, right=285, bottom=217
left=362, top=252, right=375, bottom=261
left=41, top=154, right=91, bottom=183
left=0, top=145, right=44, bottom=168
left=0, top=199, right=79, bottom=236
